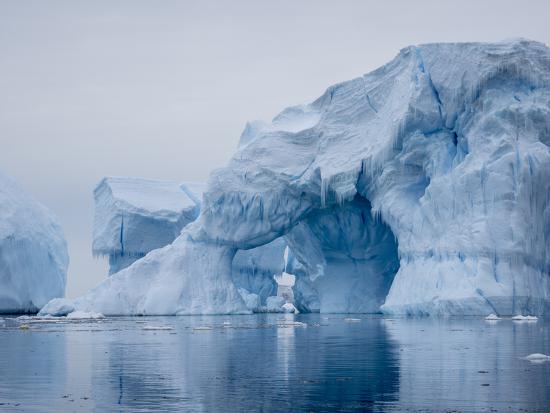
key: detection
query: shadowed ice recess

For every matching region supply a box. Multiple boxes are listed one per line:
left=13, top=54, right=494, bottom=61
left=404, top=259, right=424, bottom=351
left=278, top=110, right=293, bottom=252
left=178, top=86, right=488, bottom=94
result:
left=39, top=39, right=550, bottom=316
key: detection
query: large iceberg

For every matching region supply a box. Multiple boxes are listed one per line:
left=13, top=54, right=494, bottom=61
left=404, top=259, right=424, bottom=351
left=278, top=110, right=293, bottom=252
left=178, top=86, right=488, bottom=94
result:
left=0, top=170, right=68, bottom=313
left=41, top=40, right=550, bottom=316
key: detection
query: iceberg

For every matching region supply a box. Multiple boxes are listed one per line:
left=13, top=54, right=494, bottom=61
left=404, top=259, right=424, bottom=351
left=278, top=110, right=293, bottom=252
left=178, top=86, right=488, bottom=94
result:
left=41, top=39, right=550, bottom=316
left=0, top=170, right=68, bottom=313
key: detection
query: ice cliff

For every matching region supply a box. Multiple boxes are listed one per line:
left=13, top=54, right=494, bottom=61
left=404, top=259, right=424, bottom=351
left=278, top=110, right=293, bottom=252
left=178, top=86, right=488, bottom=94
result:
left=0, top=170, right=68, bottom=313
left=41, top=39, right=550, bottom=316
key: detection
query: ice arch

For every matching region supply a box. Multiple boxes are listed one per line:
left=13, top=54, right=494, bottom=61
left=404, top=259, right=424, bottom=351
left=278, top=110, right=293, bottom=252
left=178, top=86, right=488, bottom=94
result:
left=41, top=40, right=550, bottom=316
left=285, top=195, right=399, bottom=313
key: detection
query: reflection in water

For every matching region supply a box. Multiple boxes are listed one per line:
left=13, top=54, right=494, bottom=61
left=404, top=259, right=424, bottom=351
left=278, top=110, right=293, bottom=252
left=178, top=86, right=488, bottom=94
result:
left=89, top=314, right=399, bottom=412
left=0, top=322, right=67, bottom=412
left=0, top=315, right=548, bottom=412
left=384, top=318, right=550, bottom=412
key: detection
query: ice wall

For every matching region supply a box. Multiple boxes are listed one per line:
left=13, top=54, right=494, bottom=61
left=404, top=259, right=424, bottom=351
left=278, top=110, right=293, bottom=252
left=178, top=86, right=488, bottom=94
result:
left=41, top=40, right=550, bottom=316
left=377, top=42, right=550, bottom=315
left=0, top=170, right=68, bottom=313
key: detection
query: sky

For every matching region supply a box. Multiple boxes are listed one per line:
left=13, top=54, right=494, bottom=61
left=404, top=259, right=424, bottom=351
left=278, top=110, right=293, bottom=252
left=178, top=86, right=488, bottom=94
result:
left=1, top=0, right=550, bottom=298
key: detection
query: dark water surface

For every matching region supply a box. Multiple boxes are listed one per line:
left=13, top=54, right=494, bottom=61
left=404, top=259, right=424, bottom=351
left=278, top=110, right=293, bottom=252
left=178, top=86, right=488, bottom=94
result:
left=0, top=314, right=548, bottom=412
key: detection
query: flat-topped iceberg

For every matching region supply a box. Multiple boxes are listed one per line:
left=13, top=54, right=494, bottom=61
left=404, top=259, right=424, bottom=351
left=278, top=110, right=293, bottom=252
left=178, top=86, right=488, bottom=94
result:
left=93, top=177, right=205, bottom=274
left=0, top=170, right=68, bottom=313
left=41, top=39, right=550, bottom=316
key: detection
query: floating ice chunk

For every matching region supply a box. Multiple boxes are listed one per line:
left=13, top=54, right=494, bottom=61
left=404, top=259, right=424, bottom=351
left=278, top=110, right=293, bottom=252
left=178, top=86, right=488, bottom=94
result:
left=524, top=353, right=550, bottom=363
left=282, top=302, right=299, bottom=313
left=25, top=317, right=66, bottom=324
left=142, top=325, right=174, bottom=331
left=511, top=315, right=538, bottom=322
left=66, top=311, right=105, bottom=320
left=193, top=326, right=213, bottom=331
left=344, top=318, right=361, bottom=323
left=277, top=320, right=307, bottom=328
left=485, top=314, right=501, bottom=320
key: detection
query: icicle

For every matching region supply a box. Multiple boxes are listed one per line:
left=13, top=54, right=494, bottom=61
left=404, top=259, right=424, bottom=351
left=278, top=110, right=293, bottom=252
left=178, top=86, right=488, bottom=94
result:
left=283, top=246, right=289, bottom=273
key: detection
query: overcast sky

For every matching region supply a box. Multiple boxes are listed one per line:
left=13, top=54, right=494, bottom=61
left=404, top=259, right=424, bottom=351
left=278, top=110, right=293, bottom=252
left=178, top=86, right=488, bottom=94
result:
left=1, top=0, right=549, bottom=297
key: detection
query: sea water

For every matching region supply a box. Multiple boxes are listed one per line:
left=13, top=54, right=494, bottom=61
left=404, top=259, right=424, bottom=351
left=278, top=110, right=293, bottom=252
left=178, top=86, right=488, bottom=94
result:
left=0, top=314, right=548, bottom=412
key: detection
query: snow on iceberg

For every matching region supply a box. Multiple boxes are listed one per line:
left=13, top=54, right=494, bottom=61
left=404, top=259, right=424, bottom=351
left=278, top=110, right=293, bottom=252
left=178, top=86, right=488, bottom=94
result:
left=0, top=170, right=68, bottom=313
left=41, top=39, right=550, bottom=316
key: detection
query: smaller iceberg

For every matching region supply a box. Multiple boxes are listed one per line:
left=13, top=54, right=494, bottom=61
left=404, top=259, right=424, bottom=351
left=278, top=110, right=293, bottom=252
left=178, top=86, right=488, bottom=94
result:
left=93, top=177, right=204, bottom=274
left=511, top=315, right=538, bottom=322
left=524, top=353, right=550, bottom=363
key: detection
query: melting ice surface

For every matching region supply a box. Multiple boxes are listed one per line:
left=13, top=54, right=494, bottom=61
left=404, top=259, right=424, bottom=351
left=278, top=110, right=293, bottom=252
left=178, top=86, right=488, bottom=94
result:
left=0, top=315, right=548, bottom=412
